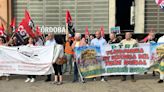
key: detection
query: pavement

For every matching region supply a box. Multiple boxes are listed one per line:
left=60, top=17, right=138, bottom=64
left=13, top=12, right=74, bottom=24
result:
left=0, top=73, right=164, bottom=92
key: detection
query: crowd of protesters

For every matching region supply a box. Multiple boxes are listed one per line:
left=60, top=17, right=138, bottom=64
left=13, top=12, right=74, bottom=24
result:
left=0, top=30, right=164, bottom=85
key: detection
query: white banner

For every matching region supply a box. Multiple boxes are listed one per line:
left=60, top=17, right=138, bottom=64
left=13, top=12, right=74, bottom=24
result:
left=0, top=45, right=63, bottom=75
left=102, top=43, right=151, bottom=75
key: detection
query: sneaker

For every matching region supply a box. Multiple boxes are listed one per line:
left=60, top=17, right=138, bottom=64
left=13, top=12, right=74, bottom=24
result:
left=101, top=78, right=105, bottom=82
left=93, top=78, right=96, bottom=81
left=158, top=80, right=163, bottom=83
left=51, top=81, right=58, bottom=84
left=25, top=78, right=31, bottom=83
left=6, top=76, right=9, bottom=81
left=57, top=82, right=63, bottom=85
left=30, top=78, right=35, bottom=83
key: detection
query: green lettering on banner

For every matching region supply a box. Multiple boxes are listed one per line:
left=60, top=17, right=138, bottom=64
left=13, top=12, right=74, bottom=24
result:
left=133, top=44, right=138, bottom=48
left=81, top=69, right=105, bottom=78
left=107, top=67, right=128, bottom=73
left=125, top=44, right=130, bottom=48
left=129, top=67, right=145, bottom=73
left=111, top=44, right=117, bottom=49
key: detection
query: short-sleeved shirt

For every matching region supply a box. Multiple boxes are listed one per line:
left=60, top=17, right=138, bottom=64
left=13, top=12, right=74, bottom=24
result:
left=158, top=35, right=164, bottom=43
left=120, top=38, right=138, bottom=46
left=90, top=37, right=107, bottom=55
left=90, top=37, right=107, bottom=47
left=45, top=39, right=57, bottom=46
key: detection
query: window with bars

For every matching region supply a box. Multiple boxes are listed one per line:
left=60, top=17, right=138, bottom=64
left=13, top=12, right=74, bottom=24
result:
left=13, top=0, right=109, bottom=34
left=145, top=0, right=164, bottom=33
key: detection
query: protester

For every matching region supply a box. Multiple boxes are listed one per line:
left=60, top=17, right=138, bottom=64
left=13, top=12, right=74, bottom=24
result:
left=25, top=37, right=36, bottom=83
left=51, top=44, right=64, bottom=85
left=144, top=33, right=156, bottom=76
left=63, top=35, right=74, bottom=74
left=157, top=35, right=164, bottom=43
left=120, top=32, right=138, bottom=82
left=157, top=35, right=164, bottom=83
left=35, top=36, right=44, bottom=46
left=44, top=33, right=57, bottom=82
left=140, top=31, right=156, bottom=43
left=90, top=31, right=107, bottom=82
left=72, top=33, right=86, bottom=83
left=108, top=33, right=120, bottom=44
left=0, top=37, right=9, bottom=81
left=90, top=34, right=95, bottom=41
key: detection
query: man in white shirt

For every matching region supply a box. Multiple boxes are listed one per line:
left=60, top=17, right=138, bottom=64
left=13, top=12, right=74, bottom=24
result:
left=44, top=32, right=57, bottom=82
left=45, top=33, right=57, bottom=46
left=90, top=31, right=107, bottom=82
left=158, top=35, right=164, bottom=43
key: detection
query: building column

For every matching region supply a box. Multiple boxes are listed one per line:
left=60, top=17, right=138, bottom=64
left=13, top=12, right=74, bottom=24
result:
left=134, top=0, right=145, bottom=33
left=0, top=0, right=12, bottom=30
left=109, top=0, right=116, bottom=34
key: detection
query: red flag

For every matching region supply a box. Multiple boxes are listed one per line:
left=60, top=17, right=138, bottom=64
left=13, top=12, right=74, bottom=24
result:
left=85, top=25, right=90, bottom=38
left=65, top=10, right=72, bottom=23
left=25, top=9, right=31, bottom=20
left=16, top=18, right=35, bottom=38
left=24, top=9, right=35, bottom=30
left=155, top=0, right=163, bottom=5
left=23, top=9, right=35, bottom=38
left=100, top=25, right=105, bottom=37
left=0, top=24, right=5, bottom=36
left=10, top=17, right=16, bottom=32
left=35, top=25, right=43, bottom=36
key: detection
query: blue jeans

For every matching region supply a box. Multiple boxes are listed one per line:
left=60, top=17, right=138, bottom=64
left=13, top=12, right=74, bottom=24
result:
left=63, top=53, right=73, bottom=73
left=73, top=62, right=78, bottom=81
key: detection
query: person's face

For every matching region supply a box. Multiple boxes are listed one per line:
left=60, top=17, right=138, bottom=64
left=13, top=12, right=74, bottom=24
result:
left=13, top=37, right=17, bottom=42
left=48, top=33, right=54, bottom=40
left=90, top=35, right=94, bottom=40
left=0, top=38, right=3, bottom=44
left=95, top=31, right=101, bottom=39
left=28, top=38, right=33, bottom=44
left=110, top=33, right=115, bottom=40
left=125, top=32, right=132, bottom=40
left=74, top=35, right=80, bottom=41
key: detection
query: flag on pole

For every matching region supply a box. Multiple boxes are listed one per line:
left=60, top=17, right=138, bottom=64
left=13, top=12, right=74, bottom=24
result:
left=24, top=9, right=35, bottom=38
left=35, top=25, right=43, bottom=36
left=15, top=19, right=29, bottom=45
left=100, top=25, right=105, bottom=38
left=155, top=0, right=164, bottom=9
left=0, top=24, right=5, bottom=37
left=85, top=25, right=90, bottom=38
left=66, top=10, right=72, bottom=23
left=155, top=0, right=163, bottom=5
left=65, top=10, right=75, bottom=37
left=24, top=9, right=35, bottom=29
left=10, top=17, right=16, bottom=32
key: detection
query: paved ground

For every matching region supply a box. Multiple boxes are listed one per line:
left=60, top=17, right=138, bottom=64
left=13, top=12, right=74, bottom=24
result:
left=0, top=74, right=164, bottom=92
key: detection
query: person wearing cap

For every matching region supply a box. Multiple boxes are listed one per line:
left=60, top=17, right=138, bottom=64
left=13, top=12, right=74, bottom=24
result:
left=72, top=33, right=86, bottom=83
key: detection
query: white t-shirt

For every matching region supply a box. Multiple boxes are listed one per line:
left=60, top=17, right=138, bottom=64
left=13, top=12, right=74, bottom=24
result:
left=45, top=39, right=57, bottom=46
left=158, top=35, right=164, bottom=43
